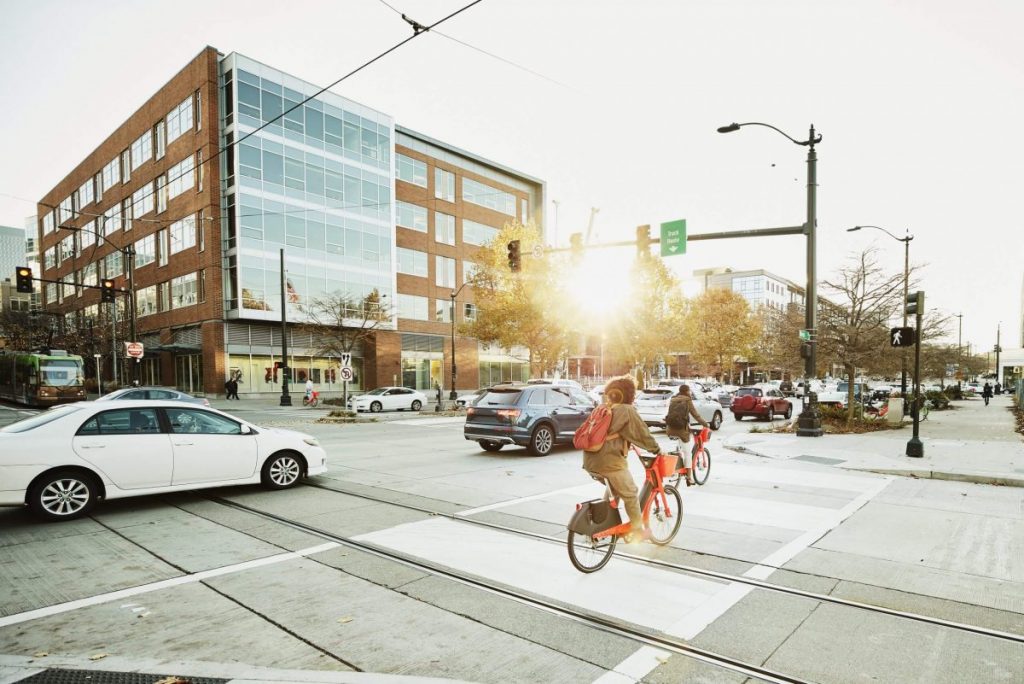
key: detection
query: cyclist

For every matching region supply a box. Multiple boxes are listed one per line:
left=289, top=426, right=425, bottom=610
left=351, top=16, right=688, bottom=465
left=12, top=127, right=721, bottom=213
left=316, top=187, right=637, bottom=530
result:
left=305, top=377, right=314, bottom=403
left=665, top=384, right=709, bottom=485
left=582, top=375, right=665, bottom=543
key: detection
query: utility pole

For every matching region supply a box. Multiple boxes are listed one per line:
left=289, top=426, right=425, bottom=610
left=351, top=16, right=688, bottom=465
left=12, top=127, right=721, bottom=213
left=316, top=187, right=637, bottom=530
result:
left=955, top=313, right=963, bottom=388
left=125, top=243, right=139, bottom=385
left=995, top=322, right=1002, bottom=387
left=279, top=248, right=291, bottom=406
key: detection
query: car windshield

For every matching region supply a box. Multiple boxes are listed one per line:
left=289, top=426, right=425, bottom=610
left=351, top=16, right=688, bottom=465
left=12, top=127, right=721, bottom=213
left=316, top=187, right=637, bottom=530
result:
left=478, top=389, right=523, bottom=405
left=1, top=404, right=84, bottom=433
left=364, top=388, right=389, bottom=396
left=40, top=359, right=83, bottom=387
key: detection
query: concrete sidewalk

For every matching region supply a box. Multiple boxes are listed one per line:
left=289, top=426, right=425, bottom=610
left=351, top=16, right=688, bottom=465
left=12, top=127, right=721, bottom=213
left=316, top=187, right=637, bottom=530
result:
left=723, top=393, right=1024, bottom=487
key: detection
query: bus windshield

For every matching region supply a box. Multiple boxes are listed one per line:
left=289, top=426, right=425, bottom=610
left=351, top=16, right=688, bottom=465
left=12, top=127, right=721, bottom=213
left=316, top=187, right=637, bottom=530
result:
left=39, top=359, right=83, bottom=387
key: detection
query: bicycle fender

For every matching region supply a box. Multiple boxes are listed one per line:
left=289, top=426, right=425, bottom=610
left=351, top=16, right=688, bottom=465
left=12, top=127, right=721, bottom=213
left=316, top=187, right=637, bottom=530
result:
left=568, top=499, right=622, bottom=535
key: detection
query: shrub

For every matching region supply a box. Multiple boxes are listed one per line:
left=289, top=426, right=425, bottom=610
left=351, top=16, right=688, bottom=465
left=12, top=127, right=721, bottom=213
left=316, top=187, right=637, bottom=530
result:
left=944, top=385, right=964, bottom=401
left=925, top=390, right=950, bottom=409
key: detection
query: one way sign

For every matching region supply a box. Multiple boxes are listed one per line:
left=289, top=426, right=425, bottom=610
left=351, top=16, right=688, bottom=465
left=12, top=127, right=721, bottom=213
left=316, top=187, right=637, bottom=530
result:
left=890, top=327, right=916, bottom=347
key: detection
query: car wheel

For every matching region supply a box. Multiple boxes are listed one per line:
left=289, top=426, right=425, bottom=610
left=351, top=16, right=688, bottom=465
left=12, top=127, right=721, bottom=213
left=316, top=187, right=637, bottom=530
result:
left=261, top=452, right=305, bottom=489
left=711, top=411, right=723, bottom=430
left=29, top=469, right=98, bottom=521
left=479, top=440, right=503, bottom=452
left=529, top=424, right=555, bottom=456
left=411, top=400, right=422, bottom=411
left=766, top=407, right=775, bottom=421
left=370, top=401, right=382, bottom=413
left=784, top=403, right=793, bottom=419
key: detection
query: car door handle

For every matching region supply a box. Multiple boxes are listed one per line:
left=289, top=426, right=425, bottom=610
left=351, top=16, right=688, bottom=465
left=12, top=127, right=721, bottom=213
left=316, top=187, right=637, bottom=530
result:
left=173, top=441, right=195, bottom=446
left=79, top=444, right=105, bottom=449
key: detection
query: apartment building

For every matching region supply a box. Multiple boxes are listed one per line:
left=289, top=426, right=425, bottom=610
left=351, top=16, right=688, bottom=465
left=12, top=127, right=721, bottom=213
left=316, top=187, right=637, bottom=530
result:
left=696, top=267, right=805, bottom=311
left=37, top=47, right=543, bottom=396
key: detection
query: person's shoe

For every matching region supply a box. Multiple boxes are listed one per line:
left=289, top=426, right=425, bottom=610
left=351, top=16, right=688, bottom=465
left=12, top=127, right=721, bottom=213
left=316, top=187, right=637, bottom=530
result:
left=624, top=528, right=650, bottom=544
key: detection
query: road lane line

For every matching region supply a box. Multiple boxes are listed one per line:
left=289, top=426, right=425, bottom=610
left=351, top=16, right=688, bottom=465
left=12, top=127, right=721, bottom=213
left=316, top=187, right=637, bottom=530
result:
left=0, top=542, right=339, bottom=628
left=457, top=483, right=599, bottom=516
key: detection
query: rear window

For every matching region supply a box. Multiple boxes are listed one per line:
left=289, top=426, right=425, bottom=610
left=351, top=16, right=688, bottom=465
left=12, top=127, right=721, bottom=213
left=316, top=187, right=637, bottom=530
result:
left=477, top=389, right=523, bottom=406
left=736, top=388, right=762, bottom=397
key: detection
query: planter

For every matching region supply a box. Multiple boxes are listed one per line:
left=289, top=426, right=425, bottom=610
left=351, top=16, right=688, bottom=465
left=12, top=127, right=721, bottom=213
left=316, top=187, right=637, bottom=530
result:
left=886, top=398, right=904, bottom=424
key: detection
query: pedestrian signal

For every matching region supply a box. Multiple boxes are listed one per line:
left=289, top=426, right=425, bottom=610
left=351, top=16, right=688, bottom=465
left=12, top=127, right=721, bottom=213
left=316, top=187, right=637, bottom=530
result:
left=890, top=326, right=916, bottom=347
left=16, top=266, right=33, bottom=293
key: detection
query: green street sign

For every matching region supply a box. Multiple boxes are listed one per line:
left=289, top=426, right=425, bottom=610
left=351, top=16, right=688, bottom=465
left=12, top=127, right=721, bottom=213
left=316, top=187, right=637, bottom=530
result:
left=799, top=329, right=811, bottom=341
left=660, top=219, right=686, bottom=257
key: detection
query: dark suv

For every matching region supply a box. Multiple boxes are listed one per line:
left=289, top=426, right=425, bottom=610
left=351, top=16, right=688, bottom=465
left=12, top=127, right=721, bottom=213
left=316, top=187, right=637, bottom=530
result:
left=464, top=383, right=596, bottom=456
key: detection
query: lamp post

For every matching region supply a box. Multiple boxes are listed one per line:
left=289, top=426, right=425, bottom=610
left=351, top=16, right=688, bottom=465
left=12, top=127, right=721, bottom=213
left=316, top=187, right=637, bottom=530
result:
left=449, top=281, right=471, bottom=402
left=955, top=313, right=963, bottom=387
left=847, top=225, right=914, bottom=396
left=995, top=322, right=1002, bottom=388
left=718, top=121, right=823, bottom=436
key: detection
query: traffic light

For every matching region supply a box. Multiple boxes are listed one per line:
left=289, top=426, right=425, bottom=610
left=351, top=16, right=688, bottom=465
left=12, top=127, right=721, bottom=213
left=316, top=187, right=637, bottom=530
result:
left=506, top=240, right=521, bottom=272
left=100, top=278, right=117, bottom=303
left=15, top=266, right=33, bottom=294
left=636, top=225, right=651, bottom=258
left=800, top=342, right=812, bottom=359
left=569, top=233, right=583, bottom=263
left=905, top=291, right=924, bottom=316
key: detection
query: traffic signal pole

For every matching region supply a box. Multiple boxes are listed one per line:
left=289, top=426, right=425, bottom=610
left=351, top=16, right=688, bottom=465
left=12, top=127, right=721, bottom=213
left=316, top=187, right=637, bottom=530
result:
left=906, top=291, right=925, bottom=458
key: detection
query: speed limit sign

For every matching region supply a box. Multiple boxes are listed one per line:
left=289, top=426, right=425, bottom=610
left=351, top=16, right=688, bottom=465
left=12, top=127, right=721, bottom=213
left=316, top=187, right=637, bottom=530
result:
left=340, top=366, right=354, bottom=382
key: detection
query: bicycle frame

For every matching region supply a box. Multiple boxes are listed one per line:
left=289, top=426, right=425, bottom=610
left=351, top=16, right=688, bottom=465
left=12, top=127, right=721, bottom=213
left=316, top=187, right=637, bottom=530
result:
left=588, top=449, right=679, bottom=541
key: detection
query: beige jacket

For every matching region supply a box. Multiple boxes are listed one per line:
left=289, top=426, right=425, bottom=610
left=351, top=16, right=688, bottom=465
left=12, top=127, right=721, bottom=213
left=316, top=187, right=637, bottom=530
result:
left=665, top=396, right=708, bottom=441
left=582, top=403, right=661, bottom=474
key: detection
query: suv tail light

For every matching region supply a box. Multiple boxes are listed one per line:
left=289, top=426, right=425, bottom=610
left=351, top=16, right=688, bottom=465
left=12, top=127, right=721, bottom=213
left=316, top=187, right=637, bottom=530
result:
left=466, top=407, right=476, bottom=418
left=496, top=409, right=521, bottom=423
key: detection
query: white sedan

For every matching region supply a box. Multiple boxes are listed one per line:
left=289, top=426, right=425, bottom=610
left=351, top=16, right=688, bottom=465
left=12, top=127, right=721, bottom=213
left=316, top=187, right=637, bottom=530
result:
left=0, top=401, right=327, bottom=521
left=348, top=386, right=428, bottom=413
left=635, top=386, right=724, bottom=430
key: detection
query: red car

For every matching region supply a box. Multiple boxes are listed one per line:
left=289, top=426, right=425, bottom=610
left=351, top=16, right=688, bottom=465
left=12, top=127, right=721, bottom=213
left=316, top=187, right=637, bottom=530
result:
left=731, top=386, right=792, bottom=421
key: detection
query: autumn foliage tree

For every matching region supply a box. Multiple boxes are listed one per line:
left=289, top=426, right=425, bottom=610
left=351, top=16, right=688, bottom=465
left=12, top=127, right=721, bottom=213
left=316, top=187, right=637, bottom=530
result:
left=683, top=288, right=760, bottom=382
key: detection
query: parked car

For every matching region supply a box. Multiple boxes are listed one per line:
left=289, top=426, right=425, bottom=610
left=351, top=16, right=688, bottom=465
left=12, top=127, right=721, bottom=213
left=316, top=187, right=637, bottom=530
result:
left=96, top=386, right=210, bottom=407
left=456, top=384, right=523, bottom=409
left=731, top=386, right=792, bottom=421
left=464, top=383, right=596, bottom=456
left=778, top=380, right=794, bottom=396
left=526, top=378, right=584, bottom=391
left=0, top=401, right=327, bottom=521
left=817, top=382, right=870, bottom=408
left=348, top=387, right=428, bottom=412
left=637, top=386, right=724, bottom=430
left=587, top=383, right=606, bottom=404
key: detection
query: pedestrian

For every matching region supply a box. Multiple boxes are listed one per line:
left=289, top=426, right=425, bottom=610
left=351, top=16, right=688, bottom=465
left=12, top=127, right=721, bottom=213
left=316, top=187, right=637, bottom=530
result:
left=982, top=382, right=992, bottom=406
left=994, top=382, right=1002, bottom=395
left=224, top=376, right=239, bottom=400
left=664, top=384, right=710, bottom=486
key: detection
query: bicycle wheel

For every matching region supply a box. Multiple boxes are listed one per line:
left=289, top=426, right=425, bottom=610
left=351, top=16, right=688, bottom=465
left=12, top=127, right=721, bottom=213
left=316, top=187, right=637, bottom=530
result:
left=567, top=531, right=617, bottom=573
left=691, top=445, right=711, bottom=485
left=647, top=485, right=683, bottom=546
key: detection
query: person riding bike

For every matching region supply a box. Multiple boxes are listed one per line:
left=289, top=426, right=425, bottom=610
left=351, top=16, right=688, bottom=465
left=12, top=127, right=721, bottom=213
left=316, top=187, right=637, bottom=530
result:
left=665, top=384, right=709, bottom=486
left=582, top=375, right=665, bottom=543
left=305, top=378, right=314, bottom=402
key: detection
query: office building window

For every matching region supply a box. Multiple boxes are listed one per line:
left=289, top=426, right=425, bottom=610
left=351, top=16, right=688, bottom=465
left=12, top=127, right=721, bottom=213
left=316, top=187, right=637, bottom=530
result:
left=157, top=228, right=169, bottom=266
left=122, top=198, right=133, bottom=231
left=195, top=90, right=202, bottom=131
left=435, top=212, right=455, bottom=245
left=168, top=155, right=195, bottom=200
left=156, top=175, right=167, bottom=214
left=105, top=250, right=123, bottom=278
left=58, top=196, right=74, bottom=224
left=396, top=201, right=427, bottom=232
left=79, top=221, right=95, bottom=253
left=155, top=120, right=166, bottom=159
left=101, top=157, right=120, bottom=194
left=158, top=281, right=170, bottom=312
left=170, top=215, right=197, bottom=254
left=121, top=149, right=131, bottom=183
left=171, top=272, right=198, bottom=309
left=396, top=153, right=427, bottom=187
left=136, top=234, right=156, bottom=268
left=132, top=186, right=153, bottom=218
left=137, top=285, right=157, bottom=317
left=44, top=247, right=56, bottom=270
left=42, top=211, right=54, bottom=235
left=436, top=255, right=456, bottom=288
left=435, top=299, right=452, bottom=323
left=82, top=262, right=97, bottom=288
left=58, top=235, right=74, bottom=264
left=463, top=177, right=515, bottom=215
left=131, top=130, right=152, bottom=170
left=78, top=178, right=94, bottom=208
left=397, top=247, right=428, bottom=277
left=464, top=303, right=478, bottom=321
left=435, top=168, right=455, bottom=202
left=462, top=260, right=477, bottom=285
left=398, top=294, right=428, bottom=320
left=462, top=219, right=498, bottom=246
left=198, top=269, right=206, bottom=302
left=167, top=96, right=194, bottom=144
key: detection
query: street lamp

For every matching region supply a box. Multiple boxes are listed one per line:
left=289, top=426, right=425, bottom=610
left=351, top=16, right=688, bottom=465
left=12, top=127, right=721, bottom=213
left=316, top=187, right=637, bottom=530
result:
left=449, top=281, right=471, bottom=402
left=718, top=121, right=823, bottom=437
left=955, top=313, right=963, bottom=387
left=847, top=225, right=914, bottom=397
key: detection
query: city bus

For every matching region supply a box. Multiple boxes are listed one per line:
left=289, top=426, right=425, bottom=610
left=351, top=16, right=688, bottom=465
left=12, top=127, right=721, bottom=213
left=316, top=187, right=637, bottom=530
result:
left=0, top=350, right=87, bottom=407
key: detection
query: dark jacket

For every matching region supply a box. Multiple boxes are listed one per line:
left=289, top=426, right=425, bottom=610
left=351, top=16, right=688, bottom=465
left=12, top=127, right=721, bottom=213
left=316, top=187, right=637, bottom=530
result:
left=665, top=396, right=708, bottom=441
left=583, top=403, right=661, bottom=474
left=982, top=383, right=993, bottom=397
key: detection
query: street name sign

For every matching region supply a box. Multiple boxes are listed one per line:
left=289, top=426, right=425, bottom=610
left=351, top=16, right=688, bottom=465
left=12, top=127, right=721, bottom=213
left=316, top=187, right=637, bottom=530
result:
left=890, top=327, right=916, bottom=347
left=124, top=341, right=145, bottom=359
left=660, top=219, right=686, bottom=257
left=799, top=329, right=812, bottom=341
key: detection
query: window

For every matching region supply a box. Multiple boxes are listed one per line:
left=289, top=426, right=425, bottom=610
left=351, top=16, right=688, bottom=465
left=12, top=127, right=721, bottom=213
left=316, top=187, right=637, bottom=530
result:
left=78, top=178, right=94, bottom=208
left=171, top=272, right=197, bottom=308
left=464, top=303, right=478, bottom=321
left=435, top=212, right=455, bottom=245
left=166, top=408, right=241, bottom=435
left=154, top=120, right=166, bottom=159
left=58, top=235, right=74, bottom=264
left=157, top=281, right=169, bottom=311
left=105, top=251, right=123, bottom=278
left=462, top=260, right=478, bottom=284
left=137, top=285, right=157, bottom=316
left=131, top=130, right=152, bottom=170
left=58, top=196, right=74, bottom=224
left=44, top=247, right=56, bottom=270
left=101, top=158, right=120, bottom=194
left=396, top=201, right=427, bottom=232
left=167, top=155, right=195, bottom=200
left=120, top=149, right=131, bottom=183
left=396, top=153, right=427, bottom=187
left=397, top=247, right=428, bottom=277
left=104, top=204, right=121, bottom=234
left=170, top=215, right=197, bottom=254
left=156, top=175, right=167, bottom=213
left=94, top=172, right=103, bottom=202
left=166, top=96, right=194, bottom=143
left=45, top=283, right=56, bottom=304
left=82, top=262, right=97, bottom=287
left=79, top=221, right=95, bottom=253
left=135, top=234, right=156, bottom=268
left=132, top=185, right=153, bottom=218
left=462, top=177, right=516, bottom=215
left=77, top=409, right=161, bottom=435
left=397, top=293, right=428, bottom=320
left=463, top=219, right=498, bottom=246
left=198, top=269, right=206, bottom=302
left=435, top=299, right=452, bottom=323
left=435, top=168, right=455, bottom=202
left=436, top=255, right=456, bottom=288
left=122, top=198, right=133, bottom=231
left=42, top=211, right=54, bottom=235
left=157, top=229, right=169, bottom=266
left=195, top=89, right=202, bottom=131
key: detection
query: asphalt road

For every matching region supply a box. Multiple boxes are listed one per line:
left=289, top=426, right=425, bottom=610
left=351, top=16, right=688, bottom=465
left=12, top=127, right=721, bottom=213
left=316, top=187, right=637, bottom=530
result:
left=1, top=403, right=1022, bottom=682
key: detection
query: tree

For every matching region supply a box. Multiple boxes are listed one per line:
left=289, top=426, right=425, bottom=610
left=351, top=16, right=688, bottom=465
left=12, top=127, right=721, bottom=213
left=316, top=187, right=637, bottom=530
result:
left=682, top=288, right=760, bottom=382
left=817, top=249, right=905, bottom=422
left=750, top=303, right=805, bottom=380
left=461, top=221, right=574, bottom=377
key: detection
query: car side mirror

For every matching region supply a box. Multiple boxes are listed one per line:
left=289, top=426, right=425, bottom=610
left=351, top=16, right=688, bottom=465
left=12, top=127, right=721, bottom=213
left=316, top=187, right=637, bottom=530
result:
left=240, top=424, right=253, bottom=435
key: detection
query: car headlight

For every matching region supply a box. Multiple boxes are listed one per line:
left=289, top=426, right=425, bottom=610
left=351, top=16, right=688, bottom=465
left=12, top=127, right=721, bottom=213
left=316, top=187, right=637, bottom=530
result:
left=303, top=437, right=320, bottom=447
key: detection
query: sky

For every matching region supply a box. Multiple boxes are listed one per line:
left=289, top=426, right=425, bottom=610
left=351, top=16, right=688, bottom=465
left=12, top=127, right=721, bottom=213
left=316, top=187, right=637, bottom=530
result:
left=1, top=0, right=1021, bottom=354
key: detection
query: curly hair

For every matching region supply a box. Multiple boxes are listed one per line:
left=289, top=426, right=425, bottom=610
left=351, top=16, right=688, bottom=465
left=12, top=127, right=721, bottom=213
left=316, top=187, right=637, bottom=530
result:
left=603, top=375, right=637, bottom=405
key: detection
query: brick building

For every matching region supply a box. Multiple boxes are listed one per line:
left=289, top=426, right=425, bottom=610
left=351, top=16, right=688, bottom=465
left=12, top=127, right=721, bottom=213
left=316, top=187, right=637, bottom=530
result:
left=36, top=48, right=543, bottom=396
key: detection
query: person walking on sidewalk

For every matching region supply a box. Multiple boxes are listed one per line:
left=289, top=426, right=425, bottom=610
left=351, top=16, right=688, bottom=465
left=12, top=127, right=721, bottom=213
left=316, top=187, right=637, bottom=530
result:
left=224, top=376, right=240, bottom=400
left=994, top=381, right=1002, bottom=395
left=982, top=382, right=993, bottom=406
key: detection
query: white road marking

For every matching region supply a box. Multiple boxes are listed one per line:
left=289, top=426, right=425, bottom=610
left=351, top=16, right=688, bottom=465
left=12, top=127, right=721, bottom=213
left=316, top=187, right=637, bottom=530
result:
left=0, top=542, right=339, bottom=628
left=457, top=483, right=598, bottom=516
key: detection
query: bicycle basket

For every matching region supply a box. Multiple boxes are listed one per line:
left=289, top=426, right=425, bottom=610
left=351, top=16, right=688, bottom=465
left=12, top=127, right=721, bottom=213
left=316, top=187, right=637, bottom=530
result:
left=655, top=453, right=676, bottom=477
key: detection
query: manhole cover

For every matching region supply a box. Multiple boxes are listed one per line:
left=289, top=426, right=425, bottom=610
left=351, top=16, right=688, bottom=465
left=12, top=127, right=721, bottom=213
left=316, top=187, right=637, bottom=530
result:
left=21, top=669, right=227, bottom=684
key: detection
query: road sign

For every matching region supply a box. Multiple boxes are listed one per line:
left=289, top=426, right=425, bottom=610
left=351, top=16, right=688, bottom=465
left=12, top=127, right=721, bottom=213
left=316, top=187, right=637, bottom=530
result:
left=340, top=366, right=354, bottom=382
left=799, top=329, right=812, bottom=341
left=660, top=219, right=686, bottom=257
left=890, top=327, right=916, bottom=347
left=124, top=341, right=145, bottom=359
left=341, top=353, right=352, bottom=368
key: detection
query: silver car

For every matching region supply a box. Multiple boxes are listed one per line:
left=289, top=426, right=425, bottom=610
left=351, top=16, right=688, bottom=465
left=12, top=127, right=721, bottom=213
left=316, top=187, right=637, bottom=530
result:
left=635, top=386, right=724, bottom=430
left=96, top=386, right=210, bottom=407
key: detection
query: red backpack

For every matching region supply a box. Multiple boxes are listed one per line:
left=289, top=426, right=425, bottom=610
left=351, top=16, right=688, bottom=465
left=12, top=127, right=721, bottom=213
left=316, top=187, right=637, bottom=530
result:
left=573, top=404, right=618, bottom=452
